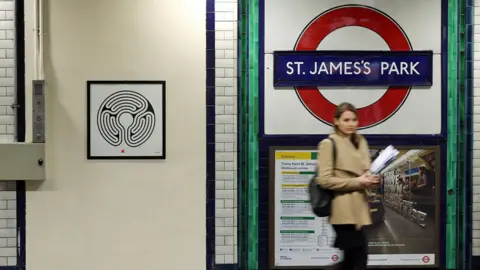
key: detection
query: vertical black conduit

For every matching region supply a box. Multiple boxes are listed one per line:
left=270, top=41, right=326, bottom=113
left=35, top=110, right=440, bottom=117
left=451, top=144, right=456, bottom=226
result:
left=15, top=0, right=26, bottom=268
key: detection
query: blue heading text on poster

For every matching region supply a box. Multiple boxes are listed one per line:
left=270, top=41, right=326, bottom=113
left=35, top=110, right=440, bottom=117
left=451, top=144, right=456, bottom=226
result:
left=273, top=51, right=433, bottom=87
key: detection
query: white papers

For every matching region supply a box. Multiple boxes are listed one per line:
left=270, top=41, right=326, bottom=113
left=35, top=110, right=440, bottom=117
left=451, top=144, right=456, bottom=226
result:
left=370, top=145, right=400, bottom=175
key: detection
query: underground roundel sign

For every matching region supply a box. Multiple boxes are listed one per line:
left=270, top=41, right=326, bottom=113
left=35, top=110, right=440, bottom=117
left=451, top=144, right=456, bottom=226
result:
left=293, top=5, right=412, bottom=129
left=422, top=256, right=430, bottom=263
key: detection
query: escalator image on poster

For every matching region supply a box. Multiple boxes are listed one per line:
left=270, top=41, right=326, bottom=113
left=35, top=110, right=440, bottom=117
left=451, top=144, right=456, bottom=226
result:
left=270, top=146, right=440, bottom=268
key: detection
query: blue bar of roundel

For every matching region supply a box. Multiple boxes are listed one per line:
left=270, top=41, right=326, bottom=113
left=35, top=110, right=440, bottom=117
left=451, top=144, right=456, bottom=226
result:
left=273, top=50, right=434, bottom=87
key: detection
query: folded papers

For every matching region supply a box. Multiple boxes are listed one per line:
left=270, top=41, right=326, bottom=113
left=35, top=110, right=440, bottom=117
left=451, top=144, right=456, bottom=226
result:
left=370, top=145, right=400, bottom=175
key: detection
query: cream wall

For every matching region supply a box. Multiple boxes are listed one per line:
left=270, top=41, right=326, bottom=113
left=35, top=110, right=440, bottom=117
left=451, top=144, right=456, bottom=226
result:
left=24, top=1, right=206, bottom=270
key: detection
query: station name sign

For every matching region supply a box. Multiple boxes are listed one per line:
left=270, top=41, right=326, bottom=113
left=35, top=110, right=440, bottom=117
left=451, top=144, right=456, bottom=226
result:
left=273, top=50, right=433, bottom=87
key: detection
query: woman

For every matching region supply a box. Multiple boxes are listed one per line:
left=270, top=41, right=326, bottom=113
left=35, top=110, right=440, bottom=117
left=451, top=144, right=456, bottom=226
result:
left=415, top=166, right=429, bottom=189
left=316, top=102, right=379, bottom=270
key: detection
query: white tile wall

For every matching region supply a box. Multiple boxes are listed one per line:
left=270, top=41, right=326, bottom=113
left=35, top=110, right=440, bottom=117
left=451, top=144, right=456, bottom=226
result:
left=474, top=1, right=480, bottom=256
left=0, top=0, right=17, bottom=266
left=214, top=0, right=238, bottom=264
left=0, top=0, right=15, bottom=143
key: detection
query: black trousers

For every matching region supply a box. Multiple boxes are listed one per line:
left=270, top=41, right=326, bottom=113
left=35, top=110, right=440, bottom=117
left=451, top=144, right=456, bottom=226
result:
left=332, top=224, right=368, bottom=270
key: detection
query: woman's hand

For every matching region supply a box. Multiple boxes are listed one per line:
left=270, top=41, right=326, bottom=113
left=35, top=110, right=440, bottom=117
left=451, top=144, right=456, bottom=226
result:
left=370, top=175, right=381, bottom=183
left=358, top=173, right=380, bottom=188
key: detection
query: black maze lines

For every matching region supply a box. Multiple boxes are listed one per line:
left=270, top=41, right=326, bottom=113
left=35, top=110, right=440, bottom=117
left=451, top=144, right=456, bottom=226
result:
left=97, top=90, right=156, bottom=147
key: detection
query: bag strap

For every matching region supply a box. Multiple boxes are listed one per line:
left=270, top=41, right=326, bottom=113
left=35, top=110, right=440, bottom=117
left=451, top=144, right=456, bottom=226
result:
left=314, top=138, right=337, bottom=177
left=328, top=137, right=337, bottom=167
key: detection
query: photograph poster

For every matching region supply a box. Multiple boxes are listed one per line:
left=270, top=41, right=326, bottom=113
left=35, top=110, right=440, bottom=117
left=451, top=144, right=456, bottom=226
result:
left=87, top=81, right=166, bottom=159
left=269, top=146, right=439, bottom=268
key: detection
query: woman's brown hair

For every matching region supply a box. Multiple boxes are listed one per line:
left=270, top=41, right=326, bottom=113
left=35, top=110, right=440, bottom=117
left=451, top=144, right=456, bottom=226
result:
left=333, top=102, right=359, bottom=149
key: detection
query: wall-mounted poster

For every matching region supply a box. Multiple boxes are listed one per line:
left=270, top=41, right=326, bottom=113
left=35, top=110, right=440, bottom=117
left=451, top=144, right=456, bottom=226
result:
left=269, top=146, right=440, bottom=268
left=87, top=81, right=166, bottom=160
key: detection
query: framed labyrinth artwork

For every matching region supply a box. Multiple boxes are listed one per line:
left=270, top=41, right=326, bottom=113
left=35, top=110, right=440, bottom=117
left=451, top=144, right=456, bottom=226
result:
left=87, top=81, right=166, bottom=160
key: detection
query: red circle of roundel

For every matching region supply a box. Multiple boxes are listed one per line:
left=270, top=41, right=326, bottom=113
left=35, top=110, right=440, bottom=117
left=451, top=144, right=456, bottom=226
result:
left=294, top=5, right=412, bottom=129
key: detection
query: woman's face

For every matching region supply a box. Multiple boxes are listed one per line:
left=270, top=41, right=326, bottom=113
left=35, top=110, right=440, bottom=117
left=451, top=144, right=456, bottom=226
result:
left=334, top=110, right=358, bottom=135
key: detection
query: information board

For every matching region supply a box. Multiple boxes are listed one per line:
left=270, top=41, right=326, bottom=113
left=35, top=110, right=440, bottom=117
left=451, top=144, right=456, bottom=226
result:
left=269, top=146, right=440, bottom=268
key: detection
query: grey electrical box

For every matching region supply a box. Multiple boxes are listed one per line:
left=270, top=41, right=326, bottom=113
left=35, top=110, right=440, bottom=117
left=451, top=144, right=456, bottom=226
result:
left=0, top=80, right=47, bottom=181
left=0, top=143, right=45, bottom=181
left=32, top=80, right=45, bottom=143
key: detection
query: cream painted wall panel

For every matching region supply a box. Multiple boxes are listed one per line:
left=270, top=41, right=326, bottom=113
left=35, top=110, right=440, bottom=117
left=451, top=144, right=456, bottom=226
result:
left=24, top=0, right=206, bottom=269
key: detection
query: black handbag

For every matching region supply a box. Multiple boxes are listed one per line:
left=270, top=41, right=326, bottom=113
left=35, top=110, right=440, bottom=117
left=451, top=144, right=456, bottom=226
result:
left=308, top=138, right=336, bottom=217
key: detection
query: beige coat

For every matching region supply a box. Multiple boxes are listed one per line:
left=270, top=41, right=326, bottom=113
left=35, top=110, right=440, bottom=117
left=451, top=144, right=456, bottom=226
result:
left=315, top=133, right=372, bottom=228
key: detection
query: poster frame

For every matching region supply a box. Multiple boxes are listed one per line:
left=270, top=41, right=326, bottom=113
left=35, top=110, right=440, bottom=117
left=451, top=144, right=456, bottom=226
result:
left=86, top=80, right=167, bottom=160
left=268, top=145, right=441, bottom=269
